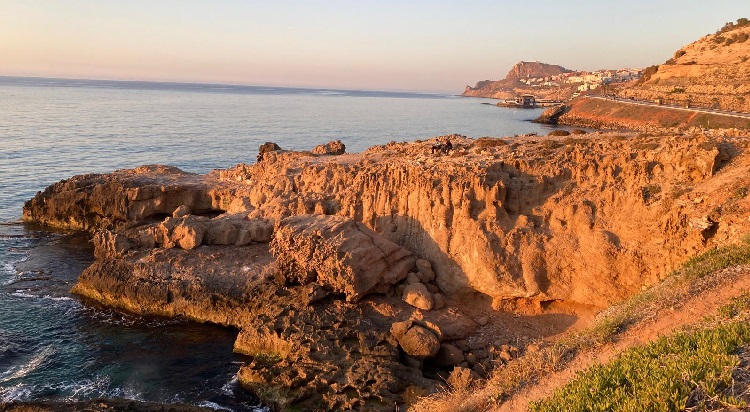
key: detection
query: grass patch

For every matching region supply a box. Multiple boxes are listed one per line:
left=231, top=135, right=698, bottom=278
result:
left=530, top=321, right=750, bottom=411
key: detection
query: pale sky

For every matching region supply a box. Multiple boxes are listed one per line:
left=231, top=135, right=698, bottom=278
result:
left=1, top=1, right=748, bottom=93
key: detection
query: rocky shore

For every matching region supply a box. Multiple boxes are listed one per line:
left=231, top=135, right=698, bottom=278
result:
left=22, top=133, right=750, bottom=410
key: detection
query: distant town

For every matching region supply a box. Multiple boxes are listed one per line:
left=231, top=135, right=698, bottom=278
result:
left=518, top=67, right=643, bottom=93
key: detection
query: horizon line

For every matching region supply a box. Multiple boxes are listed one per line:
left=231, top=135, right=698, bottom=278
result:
left=0, top=74, right=459, bottom=97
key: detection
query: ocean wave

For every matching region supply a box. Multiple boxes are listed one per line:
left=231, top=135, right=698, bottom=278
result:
left=0, top=346, right=55, bottom=384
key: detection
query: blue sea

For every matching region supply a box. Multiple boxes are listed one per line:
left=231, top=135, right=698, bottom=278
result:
left=0, top=76, right=551, bottom=410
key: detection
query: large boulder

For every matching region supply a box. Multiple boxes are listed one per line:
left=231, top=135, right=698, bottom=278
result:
left=390, top=320, right=441, bottom=358
left=402, top=283, right=434, bottom=311
left=271, top=214, right=415, bottom=302
left=259, top=142, right=282, bottom=154
left=312, top=140, right=346, bottom=155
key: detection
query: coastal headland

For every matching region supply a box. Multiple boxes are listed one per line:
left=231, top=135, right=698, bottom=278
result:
left=21, top=131, right=750, bottom=410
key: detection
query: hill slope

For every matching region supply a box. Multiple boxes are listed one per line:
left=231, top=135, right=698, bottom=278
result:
left=620, top=19, right=750, bottom=112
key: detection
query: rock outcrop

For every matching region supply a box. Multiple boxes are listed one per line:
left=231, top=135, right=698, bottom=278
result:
left=312, top=140, right=346, bottom=155
left=22, top=132, right=750, bottom=410
left=271, top=214, right=415, bottom=302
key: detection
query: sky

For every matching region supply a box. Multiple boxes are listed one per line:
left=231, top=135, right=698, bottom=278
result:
left=1, top=1, right=748, bottom=93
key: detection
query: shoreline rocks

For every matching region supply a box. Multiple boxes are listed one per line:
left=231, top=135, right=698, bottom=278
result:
left=22, top=133, right=750, bottom=410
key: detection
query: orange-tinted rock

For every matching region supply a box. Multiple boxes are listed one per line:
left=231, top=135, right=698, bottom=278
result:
left=272, top=214, right=415, bottom=302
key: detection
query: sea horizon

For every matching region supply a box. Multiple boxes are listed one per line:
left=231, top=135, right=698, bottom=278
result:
left=0, top=75, right=459, bottom=99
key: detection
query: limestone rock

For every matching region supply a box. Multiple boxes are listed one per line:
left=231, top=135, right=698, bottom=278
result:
left=259, top=142, right=282, bottom=154
left=399, top=325, right=441, bottom=358
left=272, top=214, right=416, bottom=302
left=205, top=220, right=239, bottom=245
left=312, top=140, right=346, bottom=155
left=415, top=259, right=435, bottom=282
left=171, top=217, right=207, bottom=250
left=434, top=343, right=464, bottom=366
left=172, top=205, right=191, bottom=217
left=402, top=283, right=434, bottom=311
left=93, top=230, right=131, bottom=259
left=406, top=272, right=421, bottom=285
left=433, top=293, right=446, bottom=310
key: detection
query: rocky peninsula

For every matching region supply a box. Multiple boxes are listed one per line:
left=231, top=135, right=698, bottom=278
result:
left=22, top=133, right=750, bottom=411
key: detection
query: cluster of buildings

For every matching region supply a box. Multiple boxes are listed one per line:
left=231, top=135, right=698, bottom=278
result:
left=518, top=68, right=643, bottom=92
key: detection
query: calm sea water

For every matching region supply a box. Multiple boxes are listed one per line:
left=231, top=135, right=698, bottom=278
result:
left=0, top=76, right=549, bottom=410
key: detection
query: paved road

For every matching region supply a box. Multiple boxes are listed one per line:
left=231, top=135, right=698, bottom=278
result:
left=587, top=96, right=750, bottom=120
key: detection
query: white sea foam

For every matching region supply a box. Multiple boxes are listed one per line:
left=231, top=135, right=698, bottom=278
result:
left=0, top=382, right=32, bottom=402
left=197, top=401, right=234, bottom=411
left=63, top=375, right=111, bottom=398
left=221, top=375, right=238, bottom=395
left=10, top=291, right=35, bottom=299
left=0, top=346, right=55, bottom=384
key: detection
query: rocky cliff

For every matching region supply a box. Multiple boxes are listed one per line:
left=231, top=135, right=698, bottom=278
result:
left=462, top=61, right=576, bottom=100
left=23, top=133, right=750, bottom=410
left=504, top=61, right=572, bottom=80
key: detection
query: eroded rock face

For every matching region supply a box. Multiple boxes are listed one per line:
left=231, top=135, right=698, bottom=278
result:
left=271, top=214, right=416, bottom=302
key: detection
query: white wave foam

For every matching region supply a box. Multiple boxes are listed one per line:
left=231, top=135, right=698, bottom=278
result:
left=10, top=291, right=35, bottom=299
left=0, top=346, right=55, bottom=384
left=106, top=385, right=145, bottom=401
left=63, top=375, right=111, bottom=398
left=0, top=383, right=32, bottom=402
left=197, top=401, right=234, bottom=411
left=221, top=375, right=238, bottom=395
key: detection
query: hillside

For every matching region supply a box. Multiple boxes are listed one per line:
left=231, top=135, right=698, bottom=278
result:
left=462, top=61, right=578, bottom=100
left=619, top=18, right=750, bottom=113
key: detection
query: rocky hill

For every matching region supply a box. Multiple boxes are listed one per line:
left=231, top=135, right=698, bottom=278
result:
left=504, top=61, right=571, bottom=80
left=22, top=133, right=750, bottom=410
left=462, top=61, right=577, bottom=100
left=619, top=18, right=750, bottom=112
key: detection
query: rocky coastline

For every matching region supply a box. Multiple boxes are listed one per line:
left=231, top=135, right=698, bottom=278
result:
left=22, top=133, right=750, bottom=410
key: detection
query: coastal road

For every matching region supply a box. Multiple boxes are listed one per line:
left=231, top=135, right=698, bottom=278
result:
left=587, top=96, right=750, bottom=120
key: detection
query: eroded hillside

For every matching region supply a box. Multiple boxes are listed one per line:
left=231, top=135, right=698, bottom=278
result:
left=620, top=19, right=750, bottom=112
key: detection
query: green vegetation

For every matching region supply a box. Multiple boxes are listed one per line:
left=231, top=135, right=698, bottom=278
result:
left=674, top=49, right=686, bottom=59
left=530, top=321, right=750, bottom=411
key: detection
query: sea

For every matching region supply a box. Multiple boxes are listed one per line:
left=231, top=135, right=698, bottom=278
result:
left=0, top=76, right=552, bottom=410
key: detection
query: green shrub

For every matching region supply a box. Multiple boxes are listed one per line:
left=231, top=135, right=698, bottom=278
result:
left=547, top=129, right=571, bottom=137
left=674, top=50, right=686, bottom=59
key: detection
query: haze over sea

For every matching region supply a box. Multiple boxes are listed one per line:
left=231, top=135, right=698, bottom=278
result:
left=0, top=76, right=550, bottom=410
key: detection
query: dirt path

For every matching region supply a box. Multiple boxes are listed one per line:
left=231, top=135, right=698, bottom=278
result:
left=496, top=266, right=750, bottom=412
